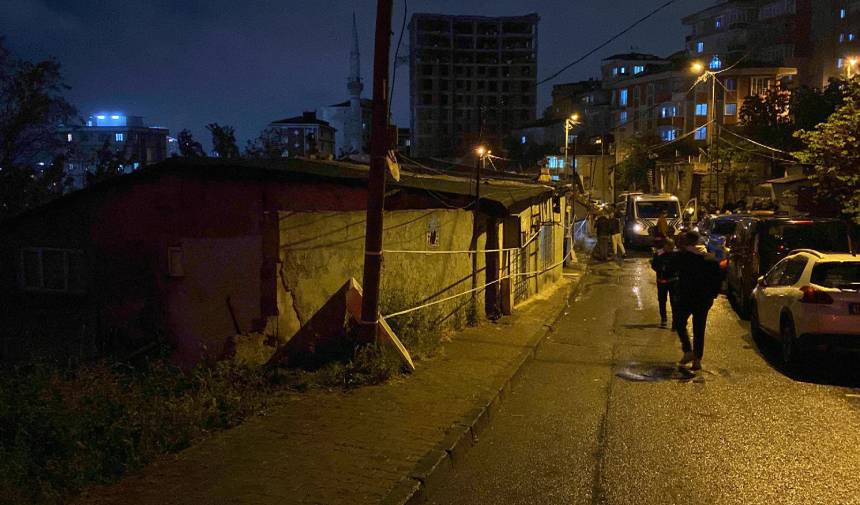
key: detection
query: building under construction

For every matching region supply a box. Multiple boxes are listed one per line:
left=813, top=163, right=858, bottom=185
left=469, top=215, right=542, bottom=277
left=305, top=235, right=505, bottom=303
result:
left=409, top=13, right=539, bottom=158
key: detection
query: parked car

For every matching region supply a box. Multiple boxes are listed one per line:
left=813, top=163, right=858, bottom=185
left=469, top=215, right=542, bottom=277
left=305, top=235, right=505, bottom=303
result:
left=750, top=250, right=860, bottom=367
left=698, top=214, right=746, bottom=260
left=725, top=217, right=853, bottom=318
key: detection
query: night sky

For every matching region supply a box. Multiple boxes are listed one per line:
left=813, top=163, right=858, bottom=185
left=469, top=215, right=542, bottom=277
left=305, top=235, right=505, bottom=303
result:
left=0, top=0, right=700, bottom=150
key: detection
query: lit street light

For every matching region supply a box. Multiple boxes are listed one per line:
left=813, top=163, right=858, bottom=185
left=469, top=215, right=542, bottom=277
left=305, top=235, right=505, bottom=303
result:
left=847, top=57, right=858, bottom=79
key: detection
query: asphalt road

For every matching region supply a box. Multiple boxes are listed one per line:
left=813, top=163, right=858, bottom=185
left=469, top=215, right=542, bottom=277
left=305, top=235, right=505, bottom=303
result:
left=429, top=257, right=860, bottom=505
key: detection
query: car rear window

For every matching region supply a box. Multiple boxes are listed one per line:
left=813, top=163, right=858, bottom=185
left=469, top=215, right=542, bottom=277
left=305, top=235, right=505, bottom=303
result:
left=811, top=262, right=860, bottom=291
left=712, top=221, right=736, bottom=235
left=765, top=221, right=850, bottom=252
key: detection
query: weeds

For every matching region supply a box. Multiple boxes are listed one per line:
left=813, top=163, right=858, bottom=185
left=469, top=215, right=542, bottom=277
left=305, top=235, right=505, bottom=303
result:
left=0, top=343, right=406, bottom=505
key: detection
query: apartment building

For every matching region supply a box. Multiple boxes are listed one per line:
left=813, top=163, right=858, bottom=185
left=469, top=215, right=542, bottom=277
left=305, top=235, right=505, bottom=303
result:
left=409, top=13, right=539, bottom=158
left=605, top=54, right=796, bottom=161
left=683, top=0, right=860, bottom=87
left=59, top=113, right=169, bottom=188
left=268, top=112, right=336, bottom=159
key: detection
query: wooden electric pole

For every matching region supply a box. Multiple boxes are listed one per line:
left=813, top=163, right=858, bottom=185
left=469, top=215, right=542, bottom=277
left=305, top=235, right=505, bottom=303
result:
left=359, top=0, right=394, bottom=344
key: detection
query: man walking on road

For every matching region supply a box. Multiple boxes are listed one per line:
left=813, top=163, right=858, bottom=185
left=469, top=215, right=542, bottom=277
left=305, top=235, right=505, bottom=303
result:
left=594, top=211, right=612, bottom=261
left=650, top=238, right=677, bottom=329
left=673, top=231, right=722, bottom=370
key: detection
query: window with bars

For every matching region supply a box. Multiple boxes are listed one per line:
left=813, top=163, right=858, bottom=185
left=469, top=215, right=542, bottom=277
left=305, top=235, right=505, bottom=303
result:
left=19, top=248, right=86, bottom=293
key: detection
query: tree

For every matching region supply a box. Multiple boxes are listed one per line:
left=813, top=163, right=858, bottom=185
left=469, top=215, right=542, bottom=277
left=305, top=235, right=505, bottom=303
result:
left=177, top=129, right=204, bottom=158
left=794, top=79, right=860, bottom=225
left=86, top=139, right=130, bottom=186
left=206, top=123, right=239, bottom=159
left=792, top=79, right=846, bottom=132
left=738, top=87, right=796, bottom=150
left=244, top=127, right=287, bottom=160
left=0, top=37, right=77, bottom=219
left=616, top=135, right=662, bottom=192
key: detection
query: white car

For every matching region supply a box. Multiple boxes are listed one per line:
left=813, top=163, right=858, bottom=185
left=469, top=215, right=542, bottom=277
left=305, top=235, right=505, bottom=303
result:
left=750, top=249, right=860, bottom=367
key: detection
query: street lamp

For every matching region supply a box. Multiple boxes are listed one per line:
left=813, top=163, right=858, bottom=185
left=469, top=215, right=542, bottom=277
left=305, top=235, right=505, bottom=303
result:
left=564, top=113, right=581, bottom=184
left=692, top=60, right=720, bottom=206
left=847, top=57, right=859, bottom=79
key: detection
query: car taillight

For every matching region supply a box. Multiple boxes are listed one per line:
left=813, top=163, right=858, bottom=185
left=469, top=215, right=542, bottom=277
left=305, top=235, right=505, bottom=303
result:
left=719, top=259, right=728, bottom=270
left=799, top=285, right=834, bottom=304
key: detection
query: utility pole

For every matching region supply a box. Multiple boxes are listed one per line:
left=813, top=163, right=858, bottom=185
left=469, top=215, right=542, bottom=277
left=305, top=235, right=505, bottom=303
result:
left=471, top=146, right=486, bottom=319
left=359, top=0, right=394, bottom=344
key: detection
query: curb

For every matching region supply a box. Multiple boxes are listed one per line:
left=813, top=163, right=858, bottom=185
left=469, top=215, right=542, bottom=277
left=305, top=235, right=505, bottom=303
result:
left=381, top=264, right=590, bottom=505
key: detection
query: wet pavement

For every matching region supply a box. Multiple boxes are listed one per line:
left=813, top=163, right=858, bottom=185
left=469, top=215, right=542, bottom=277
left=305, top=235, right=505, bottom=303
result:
left=429, top=256, right=860, bottom=505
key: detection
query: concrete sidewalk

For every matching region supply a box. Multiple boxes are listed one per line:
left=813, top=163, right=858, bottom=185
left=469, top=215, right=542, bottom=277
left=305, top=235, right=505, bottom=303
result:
left=77, top=266, right=586, bottom=505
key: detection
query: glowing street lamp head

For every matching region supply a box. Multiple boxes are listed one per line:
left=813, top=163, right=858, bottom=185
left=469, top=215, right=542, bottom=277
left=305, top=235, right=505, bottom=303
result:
left=691, top=61, right=705, bottom=74
left=570, top=113, right=580, bottom=121
left=476, top=146, right=486, bottom=157
left=849, top=57, right=859, bottom=67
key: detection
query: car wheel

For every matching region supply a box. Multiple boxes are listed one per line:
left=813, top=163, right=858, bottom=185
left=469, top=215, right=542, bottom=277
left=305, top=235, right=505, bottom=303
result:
left=749, top=301, right=766, bottom=344
left=780, top=316, right=801, bottom=370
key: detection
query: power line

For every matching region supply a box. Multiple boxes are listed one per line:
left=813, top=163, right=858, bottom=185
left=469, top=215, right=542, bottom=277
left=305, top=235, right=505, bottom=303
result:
left=537, top=0, right=681, bottom=86
left=388, top=0, right=408, bottom=119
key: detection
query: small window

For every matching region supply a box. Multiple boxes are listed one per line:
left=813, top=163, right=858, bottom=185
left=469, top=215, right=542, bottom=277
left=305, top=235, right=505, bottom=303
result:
left=695, top=126, right=707, bottom=140
left=660, top=128, right=677, bottom=141
left=696, top=103, right=708, bottom=116
left=837, top=57, right=845, bottom=69
left=115, top=133, right=124, bottom=142
left=633, top=65, right=645, bottom=74
left=724, top=78, right=737, bottom=91
left=715, top=16, right=723, bottom=29
left=619, top=89, right=628, bottom=106
left=696, top=41, right=704, bottom=53
left=840, top=33, right=846, bottom=43
left=724, top=103, right=738, bottom=116
left=850, top=33, right=856, bottom=41
left=66, top=133, right=73, bottom=142
left=521, top=136, right=527, bottom=144
left=840, top=8, right=847, bottom=19
left=619, top=111, right=628, bottom=124
left=765, top=260, right=787, bottom=286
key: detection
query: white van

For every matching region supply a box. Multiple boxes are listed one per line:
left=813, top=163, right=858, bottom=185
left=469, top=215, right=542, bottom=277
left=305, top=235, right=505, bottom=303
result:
left=623, top=193, right=683, bottom=247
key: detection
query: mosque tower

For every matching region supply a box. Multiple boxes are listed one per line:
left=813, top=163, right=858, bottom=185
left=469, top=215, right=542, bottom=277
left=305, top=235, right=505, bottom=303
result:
left=344, top=13, right=364, bottom=154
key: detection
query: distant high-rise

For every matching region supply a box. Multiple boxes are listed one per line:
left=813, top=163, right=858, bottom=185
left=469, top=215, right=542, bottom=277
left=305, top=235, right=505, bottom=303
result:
left=409, top=13, right=539, bottom=158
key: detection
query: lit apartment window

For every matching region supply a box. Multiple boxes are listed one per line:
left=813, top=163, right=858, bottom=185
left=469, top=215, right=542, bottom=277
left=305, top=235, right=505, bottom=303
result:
left=619, top=111, right=628, bottom=124
left=660, top=105, right=676, bottom=118
left=619, top=66, right=627, bottom=74
left=521, top=136, right=527, bottom=144
left=696, top=41, right=704, bottom=53
left=715, top=16, right=723, bottom=29
left=838, top=57, right=845, bottom=69
left=660, top=128, right=677, bottom=141
left=724, top=103, right=738, bottom=116
left=840, top=8, right=847, bottom=19
left=633, top=65, right=645, bottom=74
left=619, top=89, right=628, bottom=106
left=709, top=55, right=723, bottom=70
left=840, top=33, right=846, bottom=43
left=612, top=67, right=619, bottom=76
left=66, top=133, right=72, bottom=142
left=851, top=33, right=856, bottom=41
left=115, top=133, right=124, bottom=142
left=696, top=103, right=708, bottom=116
left=695, top=126, right=707, bottom=140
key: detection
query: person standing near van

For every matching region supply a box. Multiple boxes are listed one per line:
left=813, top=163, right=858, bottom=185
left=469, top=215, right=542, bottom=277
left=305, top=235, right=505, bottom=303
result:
left=594, top=211, right=613, bottom=260
left=610, top=210, right=626, bottom=260
left=673, top=231, right=723, bottom=370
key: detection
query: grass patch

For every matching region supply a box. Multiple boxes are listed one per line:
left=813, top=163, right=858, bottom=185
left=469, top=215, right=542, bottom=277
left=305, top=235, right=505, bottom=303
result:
left=0, top=344, right=403, bottom=505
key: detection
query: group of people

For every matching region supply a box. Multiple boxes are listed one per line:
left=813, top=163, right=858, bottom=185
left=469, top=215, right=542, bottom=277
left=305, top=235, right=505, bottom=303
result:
left=593, top=210, right=626, bottom=261
left=650, top=231, right=724, bottom=371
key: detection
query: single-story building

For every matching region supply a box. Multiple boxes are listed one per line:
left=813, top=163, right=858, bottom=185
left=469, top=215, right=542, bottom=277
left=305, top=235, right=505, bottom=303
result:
left=0, top=158, right=565, bottom=365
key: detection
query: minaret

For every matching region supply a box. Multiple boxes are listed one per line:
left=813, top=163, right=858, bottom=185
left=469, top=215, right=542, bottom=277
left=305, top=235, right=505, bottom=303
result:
left=346, top=12, right=364, bottom=154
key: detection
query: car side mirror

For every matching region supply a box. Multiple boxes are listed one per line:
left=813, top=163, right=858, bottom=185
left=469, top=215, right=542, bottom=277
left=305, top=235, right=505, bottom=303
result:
left=757, top=276, right=766, bottom=288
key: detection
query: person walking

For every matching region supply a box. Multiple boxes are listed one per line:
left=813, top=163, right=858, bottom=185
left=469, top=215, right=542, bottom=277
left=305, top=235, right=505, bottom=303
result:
left=650, top=238, right=677, bottom=329
left=656, top=210, right=671, bottom=240
left=594, top=211, right=612, bottom=260
left=610, top=210, right=626, bottom=260
left=673, top=230, right=723, bottom=371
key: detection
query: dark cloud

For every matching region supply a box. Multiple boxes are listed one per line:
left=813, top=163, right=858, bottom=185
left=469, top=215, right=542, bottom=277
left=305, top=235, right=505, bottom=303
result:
left=0, top=0, right=695, bottom=149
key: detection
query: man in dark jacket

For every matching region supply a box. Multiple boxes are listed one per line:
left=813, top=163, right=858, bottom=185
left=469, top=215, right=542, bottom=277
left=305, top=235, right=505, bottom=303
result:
left=673, top=231, right=723, bottom=371
left=594, top=212, right=613, bottom=260
left=650, top=238, right=677, bottom=329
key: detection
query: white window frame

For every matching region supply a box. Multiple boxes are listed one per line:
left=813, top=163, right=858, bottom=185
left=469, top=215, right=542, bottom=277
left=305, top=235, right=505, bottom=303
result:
left=19, top=247, right=86, bottom=293
left=115, top=133, right=125, bottom=142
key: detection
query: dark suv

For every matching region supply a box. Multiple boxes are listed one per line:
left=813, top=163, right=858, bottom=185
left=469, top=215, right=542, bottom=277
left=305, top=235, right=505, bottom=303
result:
left=725, top=217, right=852, bottom=318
